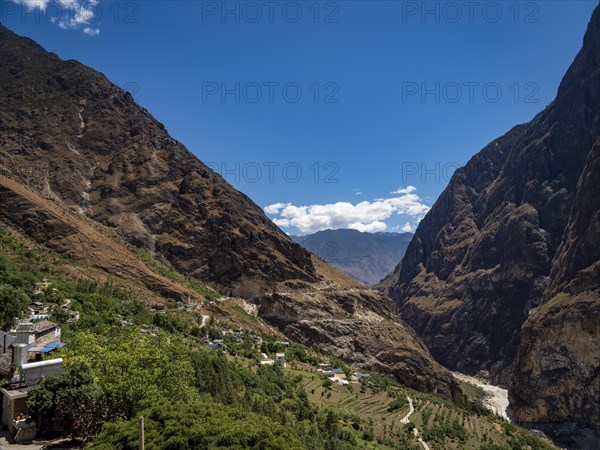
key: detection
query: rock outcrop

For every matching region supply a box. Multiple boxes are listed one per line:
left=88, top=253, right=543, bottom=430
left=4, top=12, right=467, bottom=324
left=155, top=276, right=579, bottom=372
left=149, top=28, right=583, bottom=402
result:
left=390, top=6, right=600, bottom=431
left=510, top=137, right=600, bottom=434
left=260, top=274, right=458, bottom=398
left=510, top=292, right=600, bottom=434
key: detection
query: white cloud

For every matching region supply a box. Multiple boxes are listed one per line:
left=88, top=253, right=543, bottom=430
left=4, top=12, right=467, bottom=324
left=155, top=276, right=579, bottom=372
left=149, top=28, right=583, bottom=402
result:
left=83, top=27, right=100, bottom=36
left=11, top=0, right=102, bottom=35
left=349, top=221, right=387, bottom=233
left=401, top=222, right=416, bottom=233
left=391, top=186, right=417, bottom=195
left=264, top=203, right=288, bottom=214
left=264, top=187, right=430, bottom=234
left=272, top=218, right=290, bottom=228
left=19, top=0, right=50, bottom=8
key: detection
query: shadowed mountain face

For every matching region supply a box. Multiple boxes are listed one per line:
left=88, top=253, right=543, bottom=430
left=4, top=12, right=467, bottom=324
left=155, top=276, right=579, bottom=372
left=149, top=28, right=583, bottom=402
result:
left=390, top=6, right=600, bottom=432
left=0, top=24, right=459, bottom=398
left=292, top=230, right=413, bottom=285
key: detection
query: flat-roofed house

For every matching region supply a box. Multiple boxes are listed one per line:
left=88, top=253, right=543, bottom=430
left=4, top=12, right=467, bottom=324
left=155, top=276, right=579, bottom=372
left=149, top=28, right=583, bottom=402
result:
left=275, top=353, right=286, bottom=368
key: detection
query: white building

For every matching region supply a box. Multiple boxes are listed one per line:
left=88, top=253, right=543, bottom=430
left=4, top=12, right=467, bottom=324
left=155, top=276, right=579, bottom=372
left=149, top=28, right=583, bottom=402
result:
left=275, top=353, right=286, bottom=368
left=260, top=353, right=274, bottom=366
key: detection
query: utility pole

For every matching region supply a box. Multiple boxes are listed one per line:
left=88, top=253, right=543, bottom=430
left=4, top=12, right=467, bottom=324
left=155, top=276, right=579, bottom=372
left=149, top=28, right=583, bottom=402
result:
left=139, top=416, right=145, bottom=450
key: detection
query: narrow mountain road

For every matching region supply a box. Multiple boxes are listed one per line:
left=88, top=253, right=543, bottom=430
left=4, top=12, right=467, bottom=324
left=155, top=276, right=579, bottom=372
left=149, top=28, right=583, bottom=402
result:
left=417, top=434, right=430, bottom=450
left=400, top=395, right=414, bottom=424
left=400, top=396, right=430, bottom=450
left=270, top=287, right=372, bottom=297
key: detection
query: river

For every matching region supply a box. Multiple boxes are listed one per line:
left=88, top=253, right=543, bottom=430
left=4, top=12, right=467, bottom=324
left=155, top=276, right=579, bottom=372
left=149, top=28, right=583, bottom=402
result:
left=452, top=372, right=510, bottom=421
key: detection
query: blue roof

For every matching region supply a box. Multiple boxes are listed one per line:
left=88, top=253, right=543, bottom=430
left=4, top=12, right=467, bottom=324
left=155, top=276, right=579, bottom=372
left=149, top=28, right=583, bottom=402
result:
left=45, top=342, right=64, bottom=349
left=36, top=347, right=54, bottom=353
left=29, top=342, right=64, bottom=353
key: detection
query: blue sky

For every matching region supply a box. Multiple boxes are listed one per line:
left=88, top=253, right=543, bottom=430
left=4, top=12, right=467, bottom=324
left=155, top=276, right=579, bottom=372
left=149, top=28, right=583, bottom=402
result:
left=3, top=0, right=598, bottom=234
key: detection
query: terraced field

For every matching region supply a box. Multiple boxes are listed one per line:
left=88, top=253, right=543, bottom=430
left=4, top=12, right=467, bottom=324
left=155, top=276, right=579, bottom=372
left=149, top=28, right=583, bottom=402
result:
left=295, top=371, right=416, bottom=449
left=289, top=366, right=557, bottom=450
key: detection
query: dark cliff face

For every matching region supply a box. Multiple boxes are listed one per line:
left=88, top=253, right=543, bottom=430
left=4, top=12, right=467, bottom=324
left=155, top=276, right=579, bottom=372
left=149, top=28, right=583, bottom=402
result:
left=0, top=24, right=460, bottom=398
left=509, top=139, right=600, bottom=433
left=391, top=6, right=600, bottom=431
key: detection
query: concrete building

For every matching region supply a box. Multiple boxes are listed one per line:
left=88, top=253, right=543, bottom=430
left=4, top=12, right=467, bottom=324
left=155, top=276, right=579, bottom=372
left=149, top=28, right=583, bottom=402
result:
left=275, top=353, right=286, bottom=368
left=0, top=332, right=16, bottom=377
left=1, top=359, right=64, bottom=442
left=31, top=320, right=61, bottom=347
left=27, top=302, right=50, bottom=315
left=0, top=322, right=62, bottom=378
left=11, top=321, right=61, bottom=348
left=260, top=353, right=274, bottom=366
left=60, top=305, right=80, bottom=322
left=1, top=387, right=29, bottom=436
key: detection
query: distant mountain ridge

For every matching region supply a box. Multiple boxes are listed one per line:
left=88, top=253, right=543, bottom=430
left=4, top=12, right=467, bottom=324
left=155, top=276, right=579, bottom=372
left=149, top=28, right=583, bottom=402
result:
left=292, top=229, right=413, bottom=285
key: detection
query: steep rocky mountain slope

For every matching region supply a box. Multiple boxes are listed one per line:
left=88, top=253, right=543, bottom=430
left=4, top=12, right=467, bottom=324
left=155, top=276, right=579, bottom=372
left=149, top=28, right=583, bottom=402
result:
left=0, top=24, right=316, bottom=298
left=0, top=24, right=458, bottom=398
left=292, top=229, right=413, bottom=285
left=390, top=6, right=600, bottom=433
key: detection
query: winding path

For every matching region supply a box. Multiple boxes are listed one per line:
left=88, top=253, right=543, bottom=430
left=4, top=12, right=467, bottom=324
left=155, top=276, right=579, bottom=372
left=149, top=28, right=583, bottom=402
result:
left=400, top=395, right=414, bottom=424
left=400, top=396, right=430, bottom=450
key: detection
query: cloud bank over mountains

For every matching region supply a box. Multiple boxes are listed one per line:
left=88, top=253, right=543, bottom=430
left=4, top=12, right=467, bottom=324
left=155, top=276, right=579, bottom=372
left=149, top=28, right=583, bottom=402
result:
left=265, top=186, right=429, bottom=233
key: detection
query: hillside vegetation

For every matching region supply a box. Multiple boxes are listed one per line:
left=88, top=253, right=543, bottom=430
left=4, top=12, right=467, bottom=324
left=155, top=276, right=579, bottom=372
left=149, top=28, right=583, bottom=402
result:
left=0, top=223, right=556, bottom=450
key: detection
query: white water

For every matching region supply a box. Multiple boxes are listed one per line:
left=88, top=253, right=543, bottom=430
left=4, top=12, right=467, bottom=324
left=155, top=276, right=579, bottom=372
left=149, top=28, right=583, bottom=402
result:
left=453, top=372, right=510, bottom=421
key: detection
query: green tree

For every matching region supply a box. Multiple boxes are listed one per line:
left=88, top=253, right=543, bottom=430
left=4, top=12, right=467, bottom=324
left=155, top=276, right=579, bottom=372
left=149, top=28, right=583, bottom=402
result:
left=0, top=284, right=29, bottom=330
left=27, top=362, right=109, bottom=440
left=91, top=400, right=306, bottom=450
left=64, top=328, right=197, bottom=418
left=50, top=304, right=70, bottom=324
